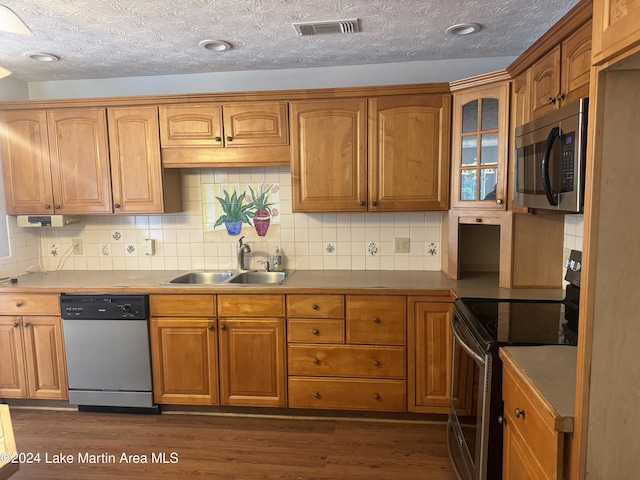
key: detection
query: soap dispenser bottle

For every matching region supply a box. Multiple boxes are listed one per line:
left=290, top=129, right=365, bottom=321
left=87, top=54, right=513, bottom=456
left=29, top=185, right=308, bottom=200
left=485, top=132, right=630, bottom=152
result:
left=272, top=247, right=284, bottom=272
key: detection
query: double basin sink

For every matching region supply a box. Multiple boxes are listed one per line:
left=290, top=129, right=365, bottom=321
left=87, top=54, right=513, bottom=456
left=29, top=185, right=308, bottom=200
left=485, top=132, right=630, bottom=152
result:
left=167, top=270, right=291, bottom=286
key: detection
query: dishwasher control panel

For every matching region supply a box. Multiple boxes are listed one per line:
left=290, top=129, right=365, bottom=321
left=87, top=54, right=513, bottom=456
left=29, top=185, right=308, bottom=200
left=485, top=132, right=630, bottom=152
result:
left=60, top=294, right=149, bottom=320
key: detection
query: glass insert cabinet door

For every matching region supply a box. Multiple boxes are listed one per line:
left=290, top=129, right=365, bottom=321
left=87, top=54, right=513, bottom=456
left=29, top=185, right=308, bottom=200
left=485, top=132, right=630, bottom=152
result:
left=452, top=83, right=509, bottom=209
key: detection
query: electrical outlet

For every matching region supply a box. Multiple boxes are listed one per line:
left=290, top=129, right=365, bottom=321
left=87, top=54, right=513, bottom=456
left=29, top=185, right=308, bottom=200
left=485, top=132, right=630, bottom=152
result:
left=72, top=238, right=83, bottom=255
left=394, top=237, right=410, bottom=253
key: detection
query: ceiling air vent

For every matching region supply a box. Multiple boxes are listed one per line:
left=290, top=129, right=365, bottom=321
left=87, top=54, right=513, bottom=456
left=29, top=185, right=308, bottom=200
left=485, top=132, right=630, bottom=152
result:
left=292, top=19, right=359, bottom=36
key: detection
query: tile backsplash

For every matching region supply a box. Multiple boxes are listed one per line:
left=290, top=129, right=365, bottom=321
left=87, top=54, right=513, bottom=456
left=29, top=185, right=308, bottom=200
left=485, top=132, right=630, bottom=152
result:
left=35, top=167, right=444, bottom=272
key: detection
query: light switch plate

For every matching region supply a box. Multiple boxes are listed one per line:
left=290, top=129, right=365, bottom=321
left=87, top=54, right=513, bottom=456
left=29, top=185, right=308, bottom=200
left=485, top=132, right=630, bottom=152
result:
left=143, top=238, right=155, bottom=256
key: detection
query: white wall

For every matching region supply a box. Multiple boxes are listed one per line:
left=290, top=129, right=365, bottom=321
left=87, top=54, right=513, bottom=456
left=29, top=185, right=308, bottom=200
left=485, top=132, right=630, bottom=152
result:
left=26, top=57, right=516, bottom=99
left=0, top=77, right=28, bottom=100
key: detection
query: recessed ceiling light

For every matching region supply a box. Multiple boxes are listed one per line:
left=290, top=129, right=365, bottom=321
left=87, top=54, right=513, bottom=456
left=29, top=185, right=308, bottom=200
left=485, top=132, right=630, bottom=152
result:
left=25, top=52, right=60, bottom=62
left=446, top=23, right=482, bottom=36
left=199, top=39, right=232, bottom=52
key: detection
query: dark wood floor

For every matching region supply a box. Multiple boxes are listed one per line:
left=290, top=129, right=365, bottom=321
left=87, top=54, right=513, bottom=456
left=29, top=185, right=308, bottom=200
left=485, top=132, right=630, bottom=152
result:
left=8, top=408, right=457, bottom=480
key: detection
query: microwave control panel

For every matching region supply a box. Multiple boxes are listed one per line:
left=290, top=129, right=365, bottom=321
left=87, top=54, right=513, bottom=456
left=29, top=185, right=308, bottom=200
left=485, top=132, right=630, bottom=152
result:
left=560, top=132, right=575, bottom=192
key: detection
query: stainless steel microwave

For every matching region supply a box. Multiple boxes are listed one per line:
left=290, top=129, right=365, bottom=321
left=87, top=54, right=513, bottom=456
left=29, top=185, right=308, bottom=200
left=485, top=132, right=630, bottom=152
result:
left=514, top=98, right=588, bottom=213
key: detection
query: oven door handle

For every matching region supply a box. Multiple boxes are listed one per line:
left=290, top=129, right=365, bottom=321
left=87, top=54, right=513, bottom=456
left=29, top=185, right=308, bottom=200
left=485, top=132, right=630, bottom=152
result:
left=451, top=317, right=485, bottom=364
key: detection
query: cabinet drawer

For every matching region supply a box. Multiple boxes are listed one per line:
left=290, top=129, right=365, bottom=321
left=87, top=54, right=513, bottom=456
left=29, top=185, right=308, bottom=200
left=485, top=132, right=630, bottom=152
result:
left=218, top=294, right=285, bottom=317
left=288, top=377, right=406, bottom=412
left=288, top=345, right=405, bottom=379
left=0, top=294, right=59, bottom=315
left=150, top=295, right=216, bottom=317
left=286, top=295, right=344, bottom=318
left=346, top=295, right=406, bottom=345
left=287, top=319, right=344, bottom=343
left=503, top=362, right=563, bottom=476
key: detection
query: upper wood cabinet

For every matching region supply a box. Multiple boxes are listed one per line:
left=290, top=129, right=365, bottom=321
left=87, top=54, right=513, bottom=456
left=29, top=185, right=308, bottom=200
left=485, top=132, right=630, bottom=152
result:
left=107, top=106, right=182, bottom=214
left=592, top=0, right=640, bottom=64
left=0, top=108, right=112, bottom=215
left=290, top=94, right=450, bottom=212
left=531, top=21, right=592, bottom=118
left=509, top=71, right=532, bottom=214
left=450, top=82, right=510, bottom=210
left=159, top=102, right=290, bottom=168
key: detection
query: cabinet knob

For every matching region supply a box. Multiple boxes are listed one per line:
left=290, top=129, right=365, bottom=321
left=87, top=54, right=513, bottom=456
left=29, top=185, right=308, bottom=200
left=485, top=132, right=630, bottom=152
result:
left=313, top=392, right=321, bottom=399
left=557, top=93, right=565, bottom=101
left=16, top=301, right=23, bottom=307
left=220, top=324, right=227, bottom=331
left=23, top=321, right=30, bottom=327
left=358, top=201, right=366, bottom=206
left=312, top=329, right=320, bottom=336
left=313, top=358, right=320, bottom=365
left=226, top=136, right=233, bottom=142
left=54, top=204, right=61, bottom=209
left=496, top=199, right=503, bottom=205
left=207, top=325, right=214, bottom=331
left=548, top=97, right=557, bottom=105
left=373, top=393, right=381, bottom=401
left=44, top=204, right=51, bottom=210
left=214, top=136, right=222, bottom=142
left=372, top=317, right=380, bottom=323
left=373, top=360, right=380, bottom=367
left=515, top=408, right=525, bottom=419
left=13, top=321, right=19, bottom=328
left=371, top=200, right=378, bottom=206
left=114, top=203, right=121, bottom=209
left=498, top=415, right=506, bottom=425
left=475, top=218, right=482, bottom=223
left=312, top=304, right=319, bottom=310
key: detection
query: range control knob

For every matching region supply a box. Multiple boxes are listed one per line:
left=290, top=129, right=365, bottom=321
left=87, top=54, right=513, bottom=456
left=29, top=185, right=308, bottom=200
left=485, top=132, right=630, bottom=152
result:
left=119, top=304, right=133, bottom=316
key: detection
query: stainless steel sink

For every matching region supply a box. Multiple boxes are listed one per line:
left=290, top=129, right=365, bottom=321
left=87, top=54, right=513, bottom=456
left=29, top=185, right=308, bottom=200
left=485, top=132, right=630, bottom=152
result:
left=168, top=271, right=234, bottom=284
left=227, top=271, right=290, bottom=285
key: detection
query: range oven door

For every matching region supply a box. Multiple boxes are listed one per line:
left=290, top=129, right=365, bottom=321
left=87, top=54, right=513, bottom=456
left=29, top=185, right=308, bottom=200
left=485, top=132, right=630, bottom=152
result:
left=448, top=311, right=493, bottom=480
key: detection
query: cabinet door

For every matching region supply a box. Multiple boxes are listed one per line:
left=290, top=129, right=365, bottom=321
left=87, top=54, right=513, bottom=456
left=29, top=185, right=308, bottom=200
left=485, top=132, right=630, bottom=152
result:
left=592, top=0, right=640, bottom=64
left=510, top=71, right=531, bottom=214
left=47, top=108, right=113, bottom=214
left=108, top=106, right=181, bottom=214
left=159, top=104, right=223, bottom=147
left=0, top=316, right=28, bottom=397
left=503, top=413, right=547, bottom=479
left=531, top=46, right=561, bottom=119
left=560, top=21, right=592, bottom=106
left=451, top=83, right=509, bottom=209
left=150, top=318, right=219, bottom=405
left=222, top=102, right=289, bottom=147
left=369, top=94, right=450, bottom=211
left=290, top=99, right=367, bottom=212
left=21, top=316, right=68, bottom=400
left=408, top=301, right=472, bottom=414
left=0, top=110, right=54, bottom=214
left=218, top=318, right=286, bottom=407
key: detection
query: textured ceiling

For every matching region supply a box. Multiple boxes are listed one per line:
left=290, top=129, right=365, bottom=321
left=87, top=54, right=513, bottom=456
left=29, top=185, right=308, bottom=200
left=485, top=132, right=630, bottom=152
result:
left=0, top=0, right=581, bottom=83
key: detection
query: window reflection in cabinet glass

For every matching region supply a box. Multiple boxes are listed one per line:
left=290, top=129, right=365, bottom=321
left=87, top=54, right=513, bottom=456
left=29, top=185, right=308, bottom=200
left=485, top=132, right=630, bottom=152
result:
left=462, top=100, right=478, bottom=132
left=462, top=136, right=477, bottom=166
left=481, top=98, right=499, bottom=130
left=461, top=169, right=477, bottom=200
left=480, top=133, right=498, bottom=165
left=481, top=168, right=498, bottom=200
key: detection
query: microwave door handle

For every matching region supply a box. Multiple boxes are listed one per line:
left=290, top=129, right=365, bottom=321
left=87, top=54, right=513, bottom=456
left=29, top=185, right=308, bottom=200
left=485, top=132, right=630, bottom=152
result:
left=542, top=126, right=560, bottom=206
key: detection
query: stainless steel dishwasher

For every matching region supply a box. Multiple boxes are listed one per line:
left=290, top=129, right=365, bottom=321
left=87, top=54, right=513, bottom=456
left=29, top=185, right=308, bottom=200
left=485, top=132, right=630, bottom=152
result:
left=60, top=293, right=157, bottom=413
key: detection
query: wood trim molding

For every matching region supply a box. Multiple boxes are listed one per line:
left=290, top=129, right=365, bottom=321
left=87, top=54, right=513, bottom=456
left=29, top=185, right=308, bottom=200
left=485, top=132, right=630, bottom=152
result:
left=448, top=69, right=511, bottom=91
left=507, top=0, right=593, bottom=77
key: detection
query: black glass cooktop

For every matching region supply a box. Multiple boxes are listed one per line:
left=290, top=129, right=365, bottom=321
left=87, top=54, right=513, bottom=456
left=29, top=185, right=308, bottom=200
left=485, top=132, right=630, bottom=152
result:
left=454, top=298, right=578, bottom=352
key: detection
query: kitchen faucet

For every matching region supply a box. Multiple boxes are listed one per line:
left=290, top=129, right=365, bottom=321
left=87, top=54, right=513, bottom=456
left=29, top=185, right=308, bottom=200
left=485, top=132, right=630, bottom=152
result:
left=236, top=236, right=251, bottom=270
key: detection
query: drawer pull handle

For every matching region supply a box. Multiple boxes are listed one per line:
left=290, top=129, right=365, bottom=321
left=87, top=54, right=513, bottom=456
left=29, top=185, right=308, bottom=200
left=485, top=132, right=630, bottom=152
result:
left=16, top=301, right=23, bottom=307
left=312, top=329, right=320, bottom=336
left=372, top=317, right=380, bottom=323
left=313, top=392, right=321, bottom=399
left=312, top=304, right=319, bottom=310
left=373, top=393, right=381, bottom=401
left=313, top=358, right=320, bottom=365
left=475, top=218, right=482, bottom=223
left=515, top=408, right=525, bottom=419
left=373, top=360, right=381, bottom=367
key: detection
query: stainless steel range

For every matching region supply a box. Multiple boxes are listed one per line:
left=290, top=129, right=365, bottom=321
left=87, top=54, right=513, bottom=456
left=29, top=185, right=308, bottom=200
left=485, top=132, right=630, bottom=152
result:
left=60, top=294, right=157, bottom=413
left=447, top=250, right=581, bottom=479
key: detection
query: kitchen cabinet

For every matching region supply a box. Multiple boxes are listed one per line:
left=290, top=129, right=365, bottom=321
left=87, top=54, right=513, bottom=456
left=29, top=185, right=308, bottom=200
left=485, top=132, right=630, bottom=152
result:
left=0, top=108, right=112, bottom=215
left=290, top=94, right=450, bottom=212
left=159, top=102, right=290, bottom=168
left=107, top=107, right=182, bottom=214
left=501, top=350, right=565, bottom=479
left=530, top=21, right=592, bottom=119
left=407, top=298, right=472, bottom=414
left=217, top=294, right=287, bottom=407
left=287, top=294, right=406, bottom=412
left=592, top=0, right=640, bottom=64
left=0, top=294, right=67, bottom=400
left=509, top=71, right=532, bottom=214
left=150, top=294, right=219, bottom=405
left=450, top=81, right=509, bottom=210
